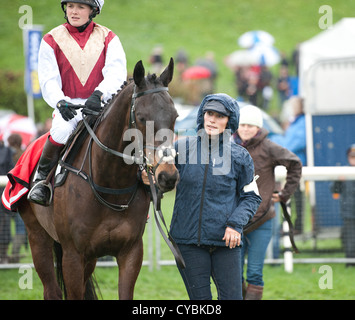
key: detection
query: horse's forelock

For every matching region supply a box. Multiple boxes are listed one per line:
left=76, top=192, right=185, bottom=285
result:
left=147, top=73, right=161, bottom=86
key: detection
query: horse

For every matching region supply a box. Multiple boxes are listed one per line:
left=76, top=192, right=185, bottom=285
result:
left=17, top=58, right=179, bottom=299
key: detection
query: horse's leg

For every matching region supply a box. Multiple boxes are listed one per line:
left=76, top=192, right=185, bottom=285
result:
left=116, top=239, right=143, bottom=300
left=61, top=247, right=86, bottom=300
left=83, top=259, right=98, bottom=300
left=19, top=203, right=62, bottom=300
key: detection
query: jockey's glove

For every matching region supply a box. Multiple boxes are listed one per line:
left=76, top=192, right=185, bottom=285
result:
left=57, top=100, right=77, bottom=121
left=84, top=90, right=103, bottom=114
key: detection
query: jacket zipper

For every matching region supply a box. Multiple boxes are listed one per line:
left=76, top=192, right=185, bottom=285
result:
left=197, top=163, right=209, bottom=246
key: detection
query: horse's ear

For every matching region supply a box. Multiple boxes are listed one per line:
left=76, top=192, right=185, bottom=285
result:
left=160, top=57, right=174, bottom=87
left=133, top=60, right=146, bottom=88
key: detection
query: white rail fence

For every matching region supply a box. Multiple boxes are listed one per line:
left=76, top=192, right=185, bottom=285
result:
left=1, top=166, right=355, bottom=272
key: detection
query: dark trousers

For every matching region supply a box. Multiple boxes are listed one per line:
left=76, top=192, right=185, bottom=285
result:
left=176, top=244, right=242, bottom=300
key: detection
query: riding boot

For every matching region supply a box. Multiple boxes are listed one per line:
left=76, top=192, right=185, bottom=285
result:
left=27, top=137, right=63, bottom=206
left=244, top=283, right=263, bottom=300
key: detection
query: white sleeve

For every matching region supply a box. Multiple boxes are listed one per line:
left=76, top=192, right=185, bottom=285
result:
left=96, top=36, right=127, bottom=103
left=38, top=40, right=71, bottom=109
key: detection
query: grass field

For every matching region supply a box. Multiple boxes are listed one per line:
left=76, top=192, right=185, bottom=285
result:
left=1, top=191, right=355, bottom=300
left=1, top=263, right=355, bottom=300
left=2, top=0, right=355, bottom=97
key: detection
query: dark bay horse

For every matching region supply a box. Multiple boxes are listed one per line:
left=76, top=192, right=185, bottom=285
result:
left=17, top=58, right=179, bottom=299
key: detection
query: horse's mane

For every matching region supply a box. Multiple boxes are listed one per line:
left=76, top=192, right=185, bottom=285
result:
left=96, top=72, right=162, bottom=126
left=103, top=79, right=132, bottom=108
left=103, top=72, right=161, bottom=109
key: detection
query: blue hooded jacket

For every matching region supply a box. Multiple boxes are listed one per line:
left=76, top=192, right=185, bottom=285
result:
left=170, top=94, right=262, bottom=247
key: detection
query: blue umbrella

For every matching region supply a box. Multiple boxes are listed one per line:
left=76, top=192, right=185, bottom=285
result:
left=238, top=30, right=275, bottom=49
left=249, top=43, right=280, bottom=67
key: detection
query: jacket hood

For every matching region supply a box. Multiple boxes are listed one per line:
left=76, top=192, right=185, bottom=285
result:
left=196, top=94, right=240, bottom=133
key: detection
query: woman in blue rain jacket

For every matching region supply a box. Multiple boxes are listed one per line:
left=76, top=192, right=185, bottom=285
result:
left=170, top=93, right=261, bottom=300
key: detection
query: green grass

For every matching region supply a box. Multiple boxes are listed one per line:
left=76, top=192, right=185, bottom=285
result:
left=1, top=191, right=355, bottom=300
left=1, top=263, right=354, bottom=300
left=2, top=0, right=355, bottom=98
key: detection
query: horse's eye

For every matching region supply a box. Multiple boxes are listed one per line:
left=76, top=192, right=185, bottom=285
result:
left=136, top=114, right=146, bottom=123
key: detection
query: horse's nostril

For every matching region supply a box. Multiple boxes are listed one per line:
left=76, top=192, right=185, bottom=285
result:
left=157, top=171, right=179, bottom=191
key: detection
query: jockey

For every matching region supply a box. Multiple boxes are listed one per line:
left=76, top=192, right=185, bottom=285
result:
left=28, top=0, right=127, bottom=206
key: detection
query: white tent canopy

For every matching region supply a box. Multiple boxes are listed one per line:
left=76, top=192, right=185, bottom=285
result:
left=299, top=18, right=355, bottom=96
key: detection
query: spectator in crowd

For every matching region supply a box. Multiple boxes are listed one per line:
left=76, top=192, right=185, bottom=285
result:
left=175, top=49, right=189, bottom=77
left=232, top=105, right=302, bottom=299
left=195, top=51, right=218, bottom=93
left=281, top=97, right=306, bottom=233
left=149, top=45, right=164, bottom=74
left=170, top=94, right=261, bottom=300
left=331, top=144, right=355, bottom=267
left=235, top=66, right=249, bottom=100
left=258, top=65, right=273, bottom=110
left=245, top=66, right=260, bottom=106
left=277, top=65, right=291, bottom=110
left=0, top=140, right=14, bottom=263
left=7, top=133, right=23, bottom=164
left=292, top=44, right=300, bottom=76
left=37, top=118, right=53, bottom=138
left=7, top=134, right=27, bottom=263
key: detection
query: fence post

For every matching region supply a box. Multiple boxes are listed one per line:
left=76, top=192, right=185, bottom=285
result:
left=283, top=201, right=293, bottom=273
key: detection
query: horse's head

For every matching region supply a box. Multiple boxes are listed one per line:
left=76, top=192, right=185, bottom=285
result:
left=132, top=58, right=179, bottom=193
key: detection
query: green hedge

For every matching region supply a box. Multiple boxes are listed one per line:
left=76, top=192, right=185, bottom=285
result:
left=0, top=69, right=51, bottom=123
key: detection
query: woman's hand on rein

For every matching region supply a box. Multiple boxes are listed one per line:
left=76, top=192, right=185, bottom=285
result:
left=141, top=169, right=155, bottom=185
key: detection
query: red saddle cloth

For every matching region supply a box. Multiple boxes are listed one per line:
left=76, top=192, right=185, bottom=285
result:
left=1, top=132, right=49, bottom=211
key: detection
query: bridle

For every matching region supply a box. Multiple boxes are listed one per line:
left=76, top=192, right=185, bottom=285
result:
left=129, top=85, right=176, bottom=176
left=80, top=84, right=176, bottom=174
left=130, top=85, right=184, bottom=269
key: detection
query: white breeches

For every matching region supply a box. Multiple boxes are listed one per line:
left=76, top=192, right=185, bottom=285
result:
left=50, top=108, right=84, bottom=145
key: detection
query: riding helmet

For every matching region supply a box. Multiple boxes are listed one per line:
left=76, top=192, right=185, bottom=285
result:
left=61, top=0, right=104, bottom=18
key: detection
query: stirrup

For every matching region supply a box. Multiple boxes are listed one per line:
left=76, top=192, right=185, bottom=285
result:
left=27, top=180, right=53, bottom=206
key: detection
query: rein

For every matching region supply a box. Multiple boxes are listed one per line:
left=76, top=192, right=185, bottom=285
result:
left=280, top=201, right=300, bottom=254
left=147, top=169, right=186, bottom=269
